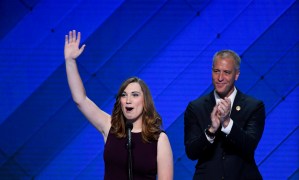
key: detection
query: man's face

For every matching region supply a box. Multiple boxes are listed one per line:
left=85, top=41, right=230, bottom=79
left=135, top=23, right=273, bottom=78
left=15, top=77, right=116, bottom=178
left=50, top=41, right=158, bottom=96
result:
left=212, top=56, right=240, bottom=98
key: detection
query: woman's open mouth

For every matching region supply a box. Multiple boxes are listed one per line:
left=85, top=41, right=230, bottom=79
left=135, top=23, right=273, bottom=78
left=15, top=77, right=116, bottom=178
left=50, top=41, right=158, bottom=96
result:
left=125, top=107, right=134, bottom=112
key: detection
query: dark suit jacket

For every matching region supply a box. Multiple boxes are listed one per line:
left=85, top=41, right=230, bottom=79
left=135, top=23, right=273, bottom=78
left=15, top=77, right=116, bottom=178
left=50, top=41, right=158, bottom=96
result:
left=184, top=90, right=265, bottom=180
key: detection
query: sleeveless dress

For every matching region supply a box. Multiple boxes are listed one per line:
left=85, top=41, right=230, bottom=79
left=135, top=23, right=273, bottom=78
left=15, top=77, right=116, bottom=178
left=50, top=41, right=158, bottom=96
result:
left=104, top=130, right=157, bottom=180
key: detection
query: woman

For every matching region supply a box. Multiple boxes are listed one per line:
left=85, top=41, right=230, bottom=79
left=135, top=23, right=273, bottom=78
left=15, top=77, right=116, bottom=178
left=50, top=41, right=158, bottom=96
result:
left=64, top=30, right=173, bottom=180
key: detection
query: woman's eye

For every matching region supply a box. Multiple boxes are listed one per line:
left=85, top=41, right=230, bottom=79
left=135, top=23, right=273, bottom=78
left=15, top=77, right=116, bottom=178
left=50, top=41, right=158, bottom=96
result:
left=121, top=93, right=126, bottom=97
left=132, top=93, right=139, bottom=97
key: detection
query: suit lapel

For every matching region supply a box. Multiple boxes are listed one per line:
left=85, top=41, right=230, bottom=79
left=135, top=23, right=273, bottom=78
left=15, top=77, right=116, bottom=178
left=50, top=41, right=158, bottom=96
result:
left=230, top=90, right=246, bottom=127
left=206, top=91, right=216, bottom=112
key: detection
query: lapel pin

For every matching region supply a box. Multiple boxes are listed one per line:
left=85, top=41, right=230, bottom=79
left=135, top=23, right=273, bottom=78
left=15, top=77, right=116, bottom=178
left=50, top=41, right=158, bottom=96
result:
left=236, top=106, right=241, bottom=111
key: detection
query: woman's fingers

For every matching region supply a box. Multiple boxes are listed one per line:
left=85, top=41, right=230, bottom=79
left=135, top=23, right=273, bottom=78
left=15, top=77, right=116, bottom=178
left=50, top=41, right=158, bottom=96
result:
left=65, top=30, right=80, bottom=44
left=72, top=30, right=76, bottom=42
left=77, top=31, right=81, bottom=44
left=65, top=35, right=68, bottom=45
left=65, top=30, right=81, bottom=45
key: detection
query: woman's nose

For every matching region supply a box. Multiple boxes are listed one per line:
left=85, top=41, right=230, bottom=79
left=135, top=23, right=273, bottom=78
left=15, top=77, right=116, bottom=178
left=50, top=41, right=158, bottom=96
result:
left=126, top=96, right=131, bottom=103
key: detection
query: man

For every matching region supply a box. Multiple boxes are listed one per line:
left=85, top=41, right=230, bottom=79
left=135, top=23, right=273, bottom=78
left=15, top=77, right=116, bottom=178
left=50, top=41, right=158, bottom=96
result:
left=184, top=50, right=265, bottom=179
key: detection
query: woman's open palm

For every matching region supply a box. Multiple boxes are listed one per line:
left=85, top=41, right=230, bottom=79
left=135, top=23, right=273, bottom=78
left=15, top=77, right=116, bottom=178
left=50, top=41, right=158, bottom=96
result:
left=64, top=30, right=85, bottom=61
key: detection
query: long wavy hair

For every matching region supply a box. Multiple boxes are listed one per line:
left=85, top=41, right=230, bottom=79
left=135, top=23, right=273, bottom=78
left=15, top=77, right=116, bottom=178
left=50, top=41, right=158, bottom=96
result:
left=110, top=77, right=162, bottom=142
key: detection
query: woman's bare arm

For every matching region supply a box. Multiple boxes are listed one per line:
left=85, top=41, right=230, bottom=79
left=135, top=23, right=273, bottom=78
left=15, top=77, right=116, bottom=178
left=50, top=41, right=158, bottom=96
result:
left=157, top=132, right=173, bottom=180
left=64, top=30, right=111, bottom=141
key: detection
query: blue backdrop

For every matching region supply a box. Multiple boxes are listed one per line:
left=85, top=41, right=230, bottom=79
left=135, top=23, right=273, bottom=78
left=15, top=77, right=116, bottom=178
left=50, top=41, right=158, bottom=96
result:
left=0, top=0, right=298, bottom=179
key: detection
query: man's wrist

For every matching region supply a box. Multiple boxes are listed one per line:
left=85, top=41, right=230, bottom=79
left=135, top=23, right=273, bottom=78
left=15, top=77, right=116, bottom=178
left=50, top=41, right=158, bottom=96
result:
left=221, top=119, right=233, bottom=135
left=205, top=128, right=216, bottom=139
left=222, top=118, right=230, bottom=128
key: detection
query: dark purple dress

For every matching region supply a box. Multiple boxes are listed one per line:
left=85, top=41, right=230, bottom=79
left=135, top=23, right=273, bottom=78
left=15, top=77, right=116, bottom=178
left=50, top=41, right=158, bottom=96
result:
left=104, top=130, right=157, bottom=180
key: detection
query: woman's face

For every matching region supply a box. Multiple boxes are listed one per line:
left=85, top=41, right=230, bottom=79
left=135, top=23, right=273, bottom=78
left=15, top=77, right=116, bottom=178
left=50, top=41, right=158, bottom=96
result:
left=120, top=82, right=144, bottom=122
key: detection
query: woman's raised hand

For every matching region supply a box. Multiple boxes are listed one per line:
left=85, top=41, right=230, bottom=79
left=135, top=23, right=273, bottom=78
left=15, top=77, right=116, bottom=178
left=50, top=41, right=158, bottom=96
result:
left=64, top=30, right=86, bottom=61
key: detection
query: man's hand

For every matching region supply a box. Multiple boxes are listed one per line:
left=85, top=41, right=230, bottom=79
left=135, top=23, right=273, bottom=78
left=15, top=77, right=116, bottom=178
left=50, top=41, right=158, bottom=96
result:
left=217, top=97, right=231, bottom=127
left=210, top=105, right=221, bottom=133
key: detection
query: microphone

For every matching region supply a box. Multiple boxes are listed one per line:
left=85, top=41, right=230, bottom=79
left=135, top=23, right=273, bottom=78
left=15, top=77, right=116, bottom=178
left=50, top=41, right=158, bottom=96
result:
left=126, top=121, right=133, bottom=149
left=126, top=121, right=133, bottom=180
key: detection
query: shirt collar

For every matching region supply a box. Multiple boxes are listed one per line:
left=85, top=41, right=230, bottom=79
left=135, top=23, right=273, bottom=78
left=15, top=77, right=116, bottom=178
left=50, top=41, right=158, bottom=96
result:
left=214, top=87, right=237, bottom=109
